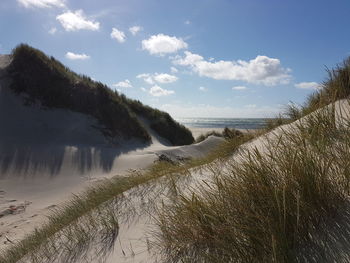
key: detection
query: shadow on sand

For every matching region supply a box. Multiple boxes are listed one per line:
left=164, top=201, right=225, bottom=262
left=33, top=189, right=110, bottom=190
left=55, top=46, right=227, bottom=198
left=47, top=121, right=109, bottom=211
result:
left=0, top=68, right=150, bottom=178
left=0, top=141, right=150, bottom=178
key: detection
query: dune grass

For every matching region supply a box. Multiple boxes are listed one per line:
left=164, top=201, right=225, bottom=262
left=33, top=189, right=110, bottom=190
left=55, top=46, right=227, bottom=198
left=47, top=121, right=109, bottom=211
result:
left=155, top=100, right=350, bottom=262
left=122, top=96, right=194, bottom=145
left=154, top=56, right=350, bottom=262
left=195, top=127, right=244, bottom=143
left=4, top=47, right=350, bottom=263
left=0, top=133, right=253, bottom=263
left=7, top=44, right=194, bottom=145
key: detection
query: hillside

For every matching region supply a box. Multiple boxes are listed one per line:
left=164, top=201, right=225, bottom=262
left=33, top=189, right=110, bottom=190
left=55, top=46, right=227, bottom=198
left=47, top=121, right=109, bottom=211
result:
left=1, top=55, right=348, bottom=263
left=6, top=44, right=194, bottom=146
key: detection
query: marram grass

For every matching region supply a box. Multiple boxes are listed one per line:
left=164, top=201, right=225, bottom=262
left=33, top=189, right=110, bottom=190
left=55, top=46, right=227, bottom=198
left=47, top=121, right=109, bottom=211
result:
left=0, top=134, right=252, bottom=263
left=155, top=103, right=350, bottom=262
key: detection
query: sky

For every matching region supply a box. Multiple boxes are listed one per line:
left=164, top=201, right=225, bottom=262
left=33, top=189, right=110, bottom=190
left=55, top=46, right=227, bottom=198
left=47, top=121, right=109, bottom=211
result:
left=0, top=0, right=350, bottom=118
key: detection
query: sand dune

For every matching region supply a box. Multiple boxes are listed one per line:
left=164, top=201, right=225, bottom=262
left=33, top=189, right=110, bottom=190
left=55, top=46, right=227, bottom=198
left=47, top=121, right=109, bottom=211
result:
left=97, top=99, right=350, bottom=263
left=0, top=54, right=225, bottom=251
left=3, top=48, right=349, bottom=262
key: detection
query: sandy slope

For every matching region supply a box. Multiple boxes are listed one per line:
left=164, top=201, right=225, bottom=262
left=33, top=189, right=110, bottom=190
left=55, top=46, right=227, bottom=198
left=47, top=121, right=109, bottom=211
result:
left=0, top=55, right=225, bottom=252
left=3, top=49, right=350, bottom=262
left=99, top=99, right=350, bottom=263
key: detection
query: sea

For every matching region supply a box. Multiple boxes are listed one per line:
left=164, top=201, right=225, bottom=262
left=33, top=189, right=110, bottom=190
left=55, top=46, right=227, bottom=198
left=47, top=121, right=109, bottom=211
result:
left=175, top=117, right=269, bottom=130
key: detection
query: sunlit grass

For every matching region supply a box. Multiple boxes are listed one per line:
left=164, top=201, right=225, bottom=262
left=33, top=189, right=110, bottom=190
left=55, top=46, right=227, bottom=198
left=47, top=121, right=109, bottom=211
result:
left=155, top=103, right=350, bottom=262
left=0, top=133, right=254, bottom=263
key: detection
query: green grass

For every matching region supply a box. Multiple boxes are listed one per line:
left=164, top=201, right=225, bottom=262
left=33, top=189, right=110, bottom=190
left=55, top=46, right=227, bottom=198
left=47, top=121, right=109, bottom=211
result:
left=0, top=133, right=253, bottom=263
left=7, top=44, right=194, bottom=145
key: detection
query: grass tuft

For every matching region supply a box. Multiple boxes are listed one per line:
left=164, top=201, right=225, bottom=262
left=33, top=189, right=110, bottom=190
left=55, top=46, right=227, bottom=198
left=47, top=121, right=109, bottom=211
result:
left=0, top=133, right=252, bottom=263
left=155, top=102, right=350, bottom=262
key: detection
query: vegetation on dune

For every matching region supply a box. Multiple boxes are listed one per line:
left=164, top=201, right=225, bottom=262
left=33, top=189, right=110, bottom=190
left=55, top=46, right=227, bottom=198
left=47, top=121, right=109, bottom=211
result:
left=0, top=133, right=252, bottom=263
left=121, top=96, right=194, bottom=145
left=7, top=44, right=193, bottom=145
left=264, top=58, right=350, bottom=131
left=155, top=57, right=350, bottom=262
left=303, top=58, right=350, bottom=114
left=4, top=49, right=350, bottom=263
left=156, top=106, right=350, bottom=262
left=195, top=127, right=243, bottom=143
left=269, top=57, right=350, bottom=126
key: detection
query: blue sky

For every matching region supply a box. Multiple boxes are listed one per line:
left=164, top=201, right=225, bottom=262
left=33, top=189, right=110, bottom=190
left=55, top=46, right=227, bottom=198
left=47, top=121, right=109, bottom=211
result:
left=1, top=0, right=349, bottom=118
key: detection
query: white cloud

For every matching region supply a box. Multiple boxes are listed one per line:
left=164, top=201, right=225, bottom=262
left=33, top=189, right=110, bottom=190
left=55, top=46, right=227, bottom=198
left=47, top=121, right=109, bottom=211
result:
left=48, top=27, right=57, bottom=35
left=65, top=52, right=90, bottom=60
left=18, top=0, right=65, bottom=8
left=232, top=86, right=247, bottom=90
left=184, top=20, right=191, bottom=25
left=137, top=73, right=154, bottom=85
left=170, top=66, right=178, bottom=73
left=140, top=87, right=147, bottom=92
left=137, top=73, right=178, bottom=84
left=129, top=26, right=142, bottom=36
left=153, top=73, right=178, bottom=84
left=295, top=82, right=321, bottom=90
left=142, top=34, right=188, bottom=55
left=149, top=85, right=175, bottom=97
left=113, top=79, right=132, bottom=88
left=199, top=86, right=208, bottom=92
left=57, top=10, right=100, bottom=32
left=173, top=51, right=291, bottom=86
left=111, top=28, right=126, bottom=43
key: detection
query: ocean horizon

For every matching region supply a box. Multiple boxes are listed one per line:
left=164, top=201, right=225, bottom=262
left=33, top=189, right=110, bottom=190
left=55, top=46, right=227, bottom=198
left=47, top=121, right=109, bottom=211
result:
left=176, top=117, right=269, bottom=130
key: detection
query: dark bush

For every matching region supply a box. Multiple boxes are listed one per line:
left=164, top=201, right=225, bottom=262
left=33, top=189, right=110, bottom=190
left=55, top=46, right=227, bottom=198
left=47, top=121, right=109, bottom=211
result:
left=121, top=97, right=194, bottom=145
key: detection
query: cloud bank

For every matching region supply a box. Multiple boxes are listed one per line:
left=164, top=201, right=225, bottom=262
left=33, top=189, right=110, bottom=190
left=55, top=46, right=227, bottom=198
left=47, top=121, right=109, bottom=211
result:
left=137, top=73, right=178, bottom=84
left=57, top=10, right=100, bottom=31
left=142, top=34, right=188, bottom=55
left=173, top=51, right=291, bottom=86
left=113, top=79, right=133, bottom=88
left=149, top=85, right=175, bottom=97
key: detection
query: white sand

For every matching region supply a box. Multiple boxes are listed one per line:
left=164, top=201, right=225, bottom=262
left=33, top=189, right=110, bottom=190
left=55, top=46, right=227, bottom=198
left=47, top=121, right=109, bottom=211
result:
left=102, top=99, right=350, bottom=263
left=0, top=55, right=225, bottom=252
